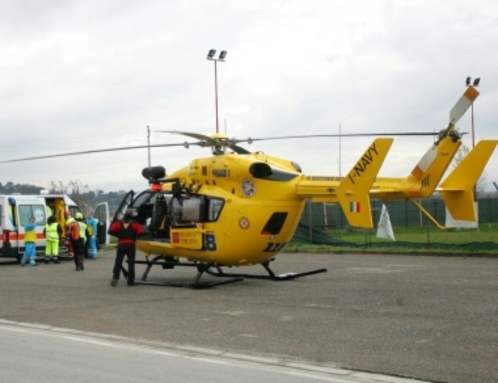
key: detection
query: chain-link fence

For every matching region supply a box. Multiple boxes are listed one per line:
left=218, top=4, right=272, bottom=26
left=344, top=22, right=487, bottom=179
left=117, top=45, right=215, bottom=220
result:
left=292, top=196, right=498, bottom=252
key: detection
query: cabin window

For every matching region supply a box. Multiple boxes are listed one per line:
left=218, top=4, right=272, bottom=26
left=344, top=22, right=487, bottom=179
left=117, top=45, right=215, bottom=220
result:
left=129, top=191, right=225, bottom=231
left=180, top=198, right=202, bottom=221
left=133, top=191, right=157, bottom=207
left=208, top=198, right=224, bottom=221
left=261, top=212, right=288, bottom=235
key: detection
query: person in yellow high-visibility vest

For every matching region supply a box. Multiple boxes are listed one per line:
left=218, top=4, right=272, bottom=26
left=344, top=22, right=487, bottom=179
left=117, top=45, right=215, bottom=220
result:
left=43, top=215, right=62, bottom=264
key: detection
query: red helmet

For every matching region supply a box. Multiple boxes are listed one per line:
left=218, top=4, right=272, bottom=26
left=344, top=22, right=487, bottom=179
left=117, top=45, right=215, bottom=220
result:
left=64, top=210, right=71, bottom=217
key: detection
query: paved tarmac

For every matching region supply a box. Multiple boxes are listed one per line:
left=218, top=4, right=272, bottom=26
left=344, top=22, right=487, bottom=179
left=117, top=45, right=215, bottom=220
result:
left=2, top=323, right=377, bottom=383
left=0, top=251, right=497, bottom=383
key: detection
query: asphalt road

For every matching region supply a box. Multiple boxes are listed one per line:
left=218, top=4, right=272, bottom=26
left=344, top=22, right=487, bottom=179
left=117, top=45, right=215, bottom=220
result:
left=1, top=324, right=370, bottom=383
left=0, top=251, right=497, bottom=383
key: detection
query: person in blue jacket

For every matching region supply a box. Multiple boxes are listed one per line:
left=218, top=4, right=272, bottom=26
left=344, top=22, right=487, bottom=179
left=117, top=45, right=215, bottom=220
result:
left=21, top=216, right=37, bottom=266
left=86, top=212, right=98, bottom=259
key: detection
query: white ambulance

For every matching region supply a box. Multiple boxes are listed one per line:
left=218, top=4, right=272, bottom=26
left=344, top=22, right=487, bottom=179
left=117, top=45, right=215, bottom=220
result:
left=0, top=192, right=110, bottom=262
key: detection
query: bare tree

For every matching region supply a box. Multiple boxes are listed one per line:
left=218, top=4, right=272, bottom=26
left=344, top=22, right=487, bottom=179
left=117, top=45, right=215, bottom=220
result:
left=47, top=180, right=89, bottom=211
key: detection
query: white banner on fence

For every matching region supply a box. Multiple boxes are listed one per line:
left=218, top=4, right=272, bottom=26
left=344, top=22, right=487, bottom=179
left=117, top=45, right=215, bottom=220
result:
left=377, top=204, right=396, bottom=241
left=445, top=202, right=479, bottom=229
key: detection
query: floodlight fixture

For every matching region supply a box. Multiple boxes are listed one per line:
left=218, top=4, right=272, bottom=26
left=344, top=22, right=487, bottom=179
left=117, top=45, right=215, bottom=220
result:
left=207, top=49, right=216, bottom=59
left=219, top=50, right=227, bottom=60
left=465, top=76, right=471, bottom=86
left=473, top=77, right=480, bottom=87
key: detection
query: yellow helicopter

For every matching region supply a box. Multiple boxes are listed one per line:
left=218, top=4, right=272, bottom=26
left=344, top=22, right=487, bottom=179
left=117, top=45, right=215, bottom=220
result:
left=89, top=84, right=491, bottom=288
left=1, top=84, right=494, bottom=288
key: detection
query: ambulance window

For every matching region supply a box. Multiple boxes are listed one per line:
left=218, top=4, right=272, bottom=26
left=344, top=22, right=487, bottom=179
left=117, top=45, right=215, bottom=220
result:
left=19, top=205, right=46, bottom=226
left=0, top=205, right=2, bottom=226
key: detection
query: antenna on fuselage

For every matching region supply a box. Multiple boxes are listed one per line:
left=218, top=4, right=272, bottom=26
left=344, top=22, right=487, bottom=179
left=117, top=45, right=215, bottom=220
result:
left=147, top=125, right=151, bottom=168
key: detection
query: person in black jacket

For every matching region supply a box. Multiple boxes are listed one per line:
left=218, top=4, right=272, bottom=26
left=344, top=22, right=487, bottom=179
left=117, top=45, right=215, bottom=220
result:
left=108, top=208, right=144, bottom=287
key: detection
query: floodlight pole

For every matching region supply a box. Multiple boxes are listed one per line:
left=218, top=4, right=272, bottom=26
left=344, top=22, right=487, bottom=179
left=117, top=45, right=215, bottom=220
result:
left=471, top=101, right=477, bottom=202
left=207, top=50, right=227, bottom=134
left=214, top=60, right=219, bottom=133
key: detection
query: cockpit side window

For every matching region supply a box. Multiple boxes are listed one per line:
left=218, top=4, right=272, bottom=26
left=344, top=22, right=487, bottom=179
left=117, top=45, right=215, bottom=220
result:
left=207, top=198, right=224, bottom=221
left=131, top=191, right=156, bottom=207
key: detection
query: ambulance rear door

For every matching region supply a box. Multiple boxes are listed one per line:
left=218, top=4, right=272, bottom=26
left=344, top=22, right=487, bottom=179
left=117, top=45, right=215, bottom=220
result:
left=94, top=202, right=110, bottom=245
left=16, top=197, right=47, bottom=256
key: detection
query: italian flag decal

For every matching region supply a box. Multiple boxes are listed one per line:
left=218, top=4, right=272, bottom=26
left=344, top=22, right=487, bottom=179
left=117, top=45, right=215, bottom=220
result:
left=350, top=202, right=361, bottom=213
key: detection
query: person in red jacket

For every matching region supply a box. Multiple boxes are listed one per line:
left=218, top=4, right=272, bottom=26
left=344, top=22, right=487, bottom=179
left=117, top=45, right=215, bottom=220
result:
left=108, top=208, right=145, bottom=287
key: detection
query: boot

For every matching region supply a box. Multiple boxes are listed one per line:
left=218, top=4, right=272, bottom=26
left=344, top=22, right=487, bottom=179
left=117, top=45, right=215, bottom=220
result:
left=53, top=257, right=60, bottom=264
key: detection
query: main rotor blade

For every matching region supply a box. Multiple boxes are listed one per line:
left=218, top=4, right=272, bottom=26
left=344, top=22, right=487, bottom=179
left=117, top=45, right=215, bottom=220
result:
left=234, top=132, right=441, bottom=145
left=157, top=131, right=442, bottom=145
left=0, top=142, right=199, bottom=163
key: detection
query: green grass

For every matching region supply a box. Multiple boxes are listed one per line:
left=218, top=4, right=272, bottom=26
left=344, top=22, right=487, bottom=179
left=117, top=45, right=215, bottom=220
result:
left=340, top=223, right=498, bottom=244
left=287, top=223, right=498, bottom=255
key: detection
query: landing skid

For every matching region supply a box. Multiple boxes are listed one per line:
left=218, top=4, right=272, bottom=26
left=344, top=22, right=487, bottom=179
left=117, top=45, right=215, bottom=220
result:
left=122, top=256, right=243, bottom=289
left=205, top=260, right=327, bottom=281
left=122, top=257, right=327, bottom=289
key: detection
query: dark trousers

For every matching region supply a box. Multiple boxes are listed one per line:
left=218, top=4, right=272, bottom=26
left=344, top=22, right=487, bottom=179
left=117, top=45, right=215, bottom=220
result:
left=73, top=239, right=85, bottom=267
left=112, top=244, right=136, bottom=283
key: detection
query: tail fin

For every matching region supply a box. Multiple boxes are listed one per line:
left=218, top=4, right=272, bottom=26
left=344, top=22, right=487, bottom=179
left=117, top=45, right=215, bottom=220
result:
left=337, top=138, right=393, bottom=228
left=439, top=140, right=498, bottom=221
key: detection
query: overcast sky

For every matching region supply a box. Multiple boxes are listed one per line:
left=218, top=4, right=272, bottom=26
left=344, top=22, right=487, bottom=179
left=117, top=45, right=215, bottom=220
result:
left=1, top=0, right=497, bottom=194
